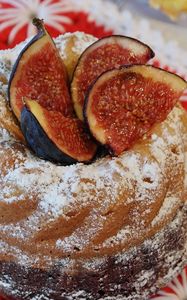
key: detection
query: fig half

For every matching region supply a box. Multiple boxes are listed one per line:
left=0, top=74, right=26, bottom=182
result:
left=21, top=99, right=97, bottom=164
left=71, top=35, right=155, bottom=120
left=84, top=65, right=187, bottom=156
left=9, top=18, right=73, bottom=121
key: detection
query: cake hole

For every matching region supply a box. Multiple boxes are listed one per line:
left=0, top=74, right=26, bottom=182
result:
left=48, top=274, right=55, bottom=280
left=171, top=145, right=179, bottom=155
left=143, top=177, right=153, bottom=184
left=73, top=246, right=80, bottom=252
left=103, top=210, right=114, bottom=216
left=65, top=211, right=77, bottom=217
left=94, top=247, right=99, bottom=252
left=27, top=293, right=37, bottom=298
left=98, top=290, right=105, bottom=296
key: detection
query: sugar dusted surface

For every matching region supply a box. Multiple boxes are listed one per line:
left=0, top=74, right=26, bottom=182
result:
left=55, top=31, right=97, bottom=60
left=0, top=32, right=187, bottom=300
left=0, top=31, right=186, bottom=260
left=0, top=208, right=186, bottom=300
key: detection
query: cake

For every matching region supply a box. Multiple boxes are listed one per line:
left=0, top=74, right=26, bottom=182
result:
left=0, top=30, right=187, bottom=300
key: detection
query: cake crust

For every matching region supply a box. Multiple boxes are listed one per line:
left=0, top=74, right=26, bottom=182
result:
left=0, top=205, right=187, bottom=299
left=0, top=32, right=187, bottom=299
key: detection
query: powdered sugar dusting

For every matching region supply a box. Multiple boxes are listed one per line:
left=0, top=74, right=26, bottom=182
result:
left=0, top=206, right=186, bottom=300
left=151, top=196, right=181, bottom=226
left=0, top=127, right=11, bottom=142
left=0, top=32, right=187, bottom=300
left=0, top=32, right=186, bottom=260
left=55, top=31, right=97, bottom=60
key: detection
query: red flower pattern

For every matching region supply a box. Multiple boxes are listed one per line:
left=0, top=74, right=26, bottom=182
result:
left=0, top=0, right=112, bottom=49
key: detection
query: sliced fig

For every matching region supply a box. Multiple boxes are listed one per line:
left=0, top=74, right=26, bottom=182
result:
left=9, top=18, right=73, bottom=121
left=85, top=65, right=187, bottom=155
left=21, top=99, right=97, bottom=164
left=71, top=35, right=155, bottom=120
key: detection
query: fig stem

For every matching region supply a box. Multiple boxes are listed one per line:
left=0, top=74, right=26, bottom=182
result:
left=32, top=18, right=45, bottom=32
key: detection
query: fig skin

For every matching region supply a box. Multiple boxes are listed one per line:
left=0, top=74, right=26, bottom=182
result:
left=71, top=35, right=155, bottom=121
left=20, top=99, right=97, bottom=165
left=8, top=30, right=43, bottom=101
left=21, top=107, right=77, bottom=165
left=84, top=65, right=187, bottom=156
left=8, top=19, right=45, bottom=111
left=8, top=19, right=72, bottom=121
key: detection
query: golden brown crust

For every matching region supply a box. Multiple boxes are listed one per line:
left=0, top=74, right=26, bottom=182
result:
left=1, top=205, right=187, bottom=300
left=0, top=32, right=187, bottom=299
left=0, top=32, right=187, bottom=259
left=0, top=72, right=24, bottom=142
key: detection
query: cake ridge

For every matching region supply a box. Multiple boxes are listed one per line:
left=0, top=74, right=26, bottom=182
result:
left=0, top=31, right=187, bottom=300
left=0, top=33, right=186, bottom=252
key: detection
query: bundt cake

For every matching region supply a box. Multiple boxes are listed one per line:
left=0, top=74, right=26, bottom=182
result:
left=0, top=29, right=187, bottom=300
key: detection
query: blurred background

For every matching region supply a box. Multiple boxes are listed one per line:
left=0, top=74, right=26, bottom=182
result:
left=0, top=0, right=186, bottom=50
left=0, top=0, right=186, bottom=100
left=117, top=0, right=187, bottom=49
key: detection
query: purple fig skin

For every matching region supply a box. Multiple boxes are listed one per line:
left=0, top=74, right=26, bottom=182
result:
left=8, top=19, right=46, bottom=104
left=21, top=106, right=78, bottom=165
left=21, top=106, right=100, bottom=165
left=83, top=64, right=187, bottom=155
left=71, top=35, right=155, bottom=120
left=8, top=19, right=71, bottom=120
left=71, top=35, right=155, bottom=83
